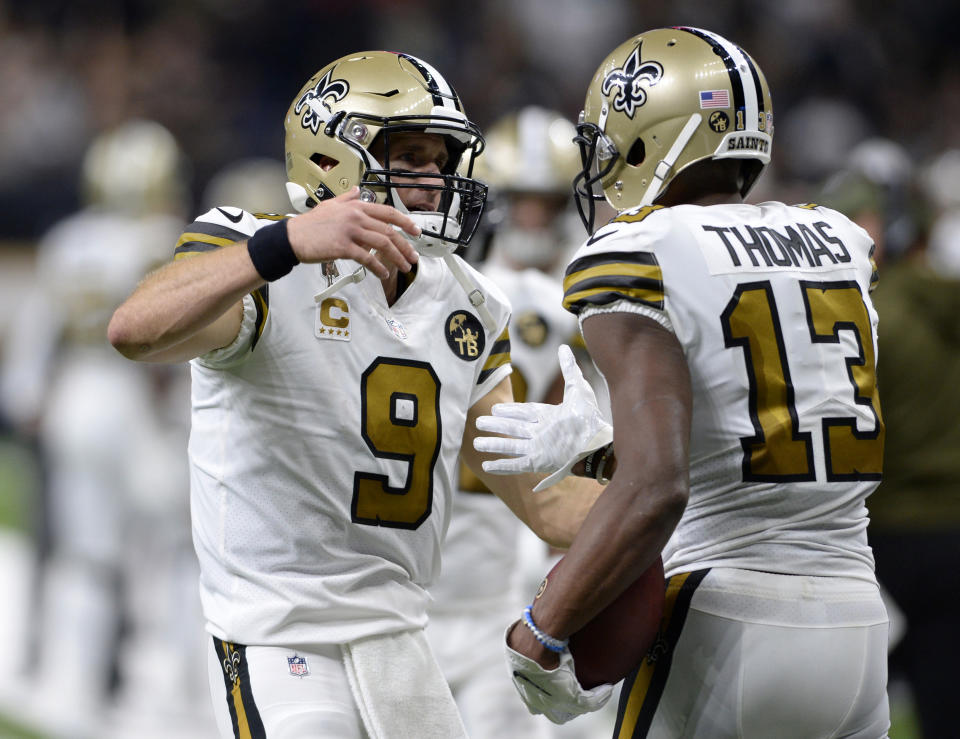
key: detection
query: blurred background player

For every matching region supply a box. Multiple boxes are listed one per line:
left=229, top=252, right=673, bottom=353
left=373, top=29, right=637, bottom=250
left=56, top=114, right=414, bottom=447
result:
left=426, top=106, right=613, bottom=739
left=821, top=139, right=960, bottom=739
left=464, top=106, right=584, bottom=279
left=201, top=156, right=291, bottom=216
left=0, top=119, right=214, bottom=738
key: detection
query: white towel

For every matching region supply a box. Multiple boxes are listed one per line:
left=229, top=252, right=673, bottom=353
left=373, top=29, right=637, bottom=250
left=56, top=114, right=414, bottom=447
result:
left=343, top=628, right=467, bottom=739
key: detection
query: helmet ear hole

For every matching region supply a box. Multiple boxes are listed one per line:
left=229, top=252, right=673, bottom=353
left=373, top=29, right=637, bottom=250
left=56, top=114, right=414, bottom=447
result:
left=310, top=153, right=339, bottom=172
left=626, top=138, right=646, bottom=166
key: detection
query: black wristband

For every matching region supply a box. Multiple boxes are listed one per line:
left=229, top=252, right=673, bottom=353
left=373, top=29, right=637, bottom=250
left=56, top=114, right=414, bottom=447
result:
left=582, top=443, right=614, bottom=483
left=582, top=445, right=606, bottom=479
left=595, top=443, right=614, bottom=485
left=247, top=219, right=299, bottom=281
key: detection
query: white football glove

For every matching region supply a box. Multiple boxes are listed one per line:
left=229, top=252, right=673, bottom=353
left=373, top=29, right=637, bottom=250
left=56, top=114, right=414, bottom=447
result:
left=506, top=631, right=613, bottom=724
left=474, top=344, right=613, bottom=491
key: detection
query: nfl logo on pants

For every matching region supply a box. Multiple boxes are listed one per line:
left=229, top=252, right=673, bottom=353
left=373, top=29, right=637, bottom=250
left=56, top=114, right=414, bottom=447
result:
left=287, top=654, right=309, bottom=677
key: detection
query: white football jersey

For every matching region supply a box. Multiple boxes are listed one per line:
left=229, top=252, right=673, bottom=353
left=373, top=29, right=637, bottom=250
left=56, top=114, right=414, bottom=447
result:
left=1, top=210, right=181, bottom=425
left=564, top=202, right=883, bottom=582
left=177, top=207, right=512, bottom=647
left=481, top=264, right=580, bottom=405
left=429, top=265, right=579, bottom=610
left=35, top=210, right=180, bottom=337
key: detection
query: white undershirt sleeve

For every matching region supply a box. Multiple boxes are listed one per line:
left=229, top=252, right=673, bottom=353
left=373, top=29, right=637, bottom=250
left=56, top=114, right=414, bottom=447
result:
left=194, top=294, right=259, bottom=369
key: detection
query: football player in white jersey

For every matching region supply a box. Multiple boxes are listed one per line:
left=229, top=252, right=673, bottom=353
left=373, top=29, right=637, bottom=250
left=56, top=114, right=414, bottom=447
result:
left=475, top=28, right=890, bottom=737
left=0, top=120, right=205, bottom=736
left=426, top=107, right=587, bottom=739
left=108, top=51, right=602, bottom=739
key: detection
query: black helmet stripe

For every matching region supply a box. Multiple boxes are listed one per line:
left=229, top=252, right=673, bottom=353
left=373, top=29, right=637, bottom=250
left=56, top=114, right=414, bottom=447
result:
left=676, top=26, right=761, bottom=131
left=397, top=53, right=462, bottom=111
left=738, top=47, right=766, bottom=122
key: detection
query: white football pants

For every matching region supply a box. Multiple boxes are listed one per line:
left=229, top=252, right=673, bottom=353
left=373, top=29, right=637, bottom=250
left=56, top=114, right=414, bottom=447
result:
left=616, top=568, right=890, bottom=739
left=207, top=628, right=466, bottom=738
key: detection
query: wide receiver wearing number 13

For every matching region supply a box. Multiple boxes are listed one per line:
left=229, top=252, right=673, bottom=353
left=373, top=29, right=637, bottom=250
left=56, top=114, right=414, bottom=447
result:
left=476, top=26, right=891, bottom=737
left=108, top=51, right=601, bottom=739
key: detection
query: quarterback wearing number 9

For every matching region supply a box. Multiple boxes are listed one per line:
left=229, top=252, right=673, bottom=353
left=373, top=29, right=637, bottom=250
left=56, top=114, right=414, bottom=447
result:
left=108, top=51, right=601, bottom=738
left=475, top=26, right=891, bottom=737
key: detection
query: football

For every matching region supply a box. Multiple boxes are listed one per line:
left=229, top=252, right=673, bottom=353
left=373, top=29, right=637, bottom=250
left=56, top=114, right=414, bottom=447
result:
left=543, top=555, right=666, bottom=689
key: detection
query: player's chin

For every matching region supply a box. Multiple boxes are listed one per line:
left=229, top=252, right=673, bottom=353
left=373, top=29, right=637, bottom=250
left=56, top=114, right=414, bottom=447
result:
left=400, top=192, right=441, bottom=213
left=408, top=203, right=440, bottom=214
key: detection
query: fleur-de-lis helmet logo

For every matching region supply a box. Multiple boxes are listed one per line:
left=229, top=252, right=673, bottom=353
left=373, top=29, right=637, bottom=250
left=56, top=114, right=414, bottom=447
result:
left=601, top=43, right=663, bottom=119
left=295, top=69, right=350, bottom=134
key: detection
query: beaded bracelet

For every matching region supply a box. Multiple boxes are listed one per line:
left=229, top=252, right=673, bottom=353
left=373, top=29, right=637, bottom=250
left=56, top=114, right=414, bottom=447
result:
left=521, top=605, right=569, bottom=654
left=247, top=219, right=300, bottom=281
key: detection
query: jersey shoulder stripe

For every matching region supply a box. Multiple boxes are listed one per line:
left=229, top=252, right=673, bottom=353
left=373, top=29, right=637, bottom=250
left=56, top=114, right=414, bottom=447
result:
left=173, top=208, right=270, bottom=345
left=174, top=208, right=285, bottom=258
left=563, top=250, right=663, bottom=315
left=174, top=219, right=248, bottom=258
left=478, top=325, right=511, bottom=384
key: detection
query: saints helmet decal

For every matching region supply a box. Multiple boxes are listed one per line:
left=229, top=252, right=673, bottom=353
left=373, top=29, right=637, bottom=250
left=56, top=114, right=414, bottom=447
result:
left=600, top=43, right=663, bottom=119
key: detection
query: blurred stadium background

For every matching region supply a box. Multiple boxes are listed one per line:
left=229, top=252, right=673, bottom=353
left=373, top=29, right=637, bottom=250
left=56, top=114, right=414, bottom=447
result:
left=2, top=0, right=957, bottom=736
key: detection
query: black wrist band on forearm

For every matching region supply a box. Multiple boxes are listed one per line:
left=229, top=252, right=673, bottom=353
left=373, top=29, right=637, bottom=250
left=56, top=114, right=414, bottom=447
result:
left=583, top=442, right=614, bottom=484
left=594, top=443, right=614, bottom=485
left=247, top=219, right=299, bottom=281
left=582, top=445, right=605, bottom=478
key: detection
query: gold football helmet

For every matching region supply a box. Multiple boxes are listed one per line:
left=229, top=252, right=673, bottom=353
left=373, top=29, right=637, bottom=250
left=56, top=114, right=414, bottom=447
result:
left=472, top=106, right=581, bottom=268
left=203, top=157, right=291, bottom=214
left=81, top=119, right=190, bottom=217
left=284, top=50, right=486, bottom=255
left=574, top=27, right=773, bottom=232
left=476, top=106, right=580, bottom=196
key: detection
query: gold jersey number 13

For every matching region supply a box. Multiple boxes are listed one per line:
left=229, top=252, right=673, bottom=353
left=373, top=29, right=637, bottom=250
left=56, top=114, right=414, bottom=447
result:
left=721, top=279, right=884, bottom=482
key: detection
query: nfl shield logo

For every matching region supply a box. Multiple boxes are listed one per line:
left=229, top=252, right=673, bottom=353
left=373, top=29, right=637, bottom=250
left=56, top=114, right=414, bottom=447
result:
left=385, top=316, right=407, bottom=340
left=287, top=654, right=309, bottom=677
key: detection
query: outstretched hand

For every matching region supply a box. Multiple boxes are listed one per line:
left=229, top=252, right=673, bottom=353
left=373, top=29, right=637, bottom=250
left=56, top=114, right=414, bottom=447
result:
left=473, top=345, right=613, bottom=490
left=286, top=188, right=420, bottom=279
